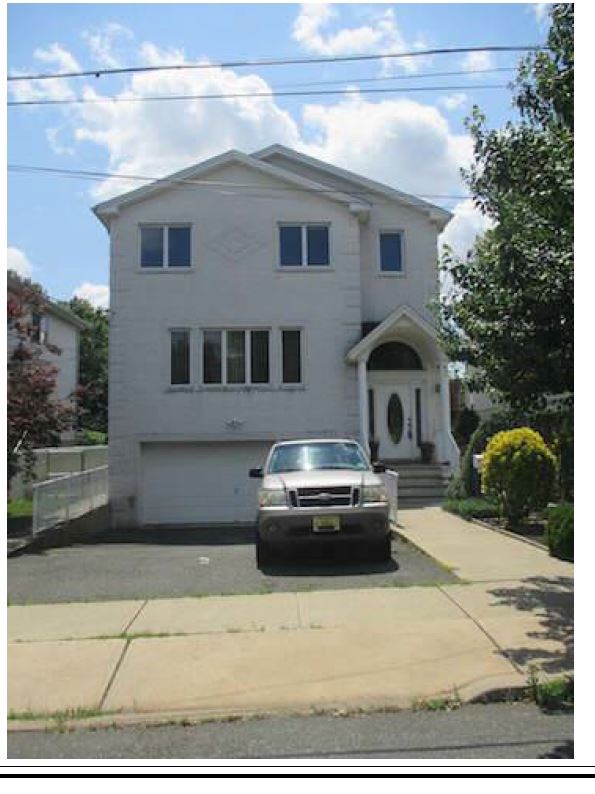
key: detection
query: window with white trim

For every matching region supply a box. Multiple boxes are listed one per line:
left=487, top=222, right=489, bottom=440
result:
left=279, top=224, right=330, bottom=267
left=202, top=329, right=270, bottom=385
left=379, top=231, right=404, bottom=273
left=141, top=225, right=191, bottom=268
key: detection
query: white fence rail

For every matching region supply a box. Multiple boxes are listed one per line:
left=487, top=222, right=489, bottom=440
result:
left=32, top=466, right=108, bottom=536
left=382, top=469, right=399, bottom=527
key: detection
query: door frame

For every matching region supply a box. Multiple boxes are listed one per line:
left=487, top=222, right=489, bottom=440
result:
left=368, top=371, right=429, bottom=461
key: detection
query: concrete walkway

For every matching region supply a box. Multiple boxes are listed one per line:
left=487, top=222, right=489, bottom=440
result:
left=8, top=508, right=573, bottom=726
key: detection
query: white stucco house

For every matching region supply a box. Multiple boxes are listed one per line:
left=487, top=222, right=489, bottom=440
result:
left=94, top=145, right=459, bottom=528
left=7, top=271, right=87, bottom=404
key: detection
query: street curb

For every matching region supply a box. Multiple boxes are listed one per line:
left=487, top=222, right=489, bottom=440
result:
left=8, top=677, right=556, bottom=734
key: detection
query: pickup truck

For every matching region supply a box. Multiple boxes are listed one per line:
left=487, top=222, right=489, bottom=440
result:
left=249, top=438, right=391, bottom=566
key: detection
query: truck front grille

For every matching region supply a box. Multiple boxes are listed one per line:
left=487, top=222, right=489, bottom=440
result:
left=293, top=486, right=358, bottom=508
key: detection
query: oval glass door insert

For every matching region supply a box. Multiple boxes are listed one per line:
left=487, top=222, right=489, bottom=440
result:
left=387, top=393, right=404, bottom=444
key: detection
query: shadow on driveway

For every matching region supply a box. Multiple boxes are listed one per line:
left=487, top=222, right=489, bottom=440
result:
left=487, top=575, right=574, bottom=676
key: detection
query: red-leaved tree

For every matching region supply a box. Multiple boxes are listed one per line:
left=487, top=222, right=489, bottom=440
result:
left=7, top=272, right=75, bottom=487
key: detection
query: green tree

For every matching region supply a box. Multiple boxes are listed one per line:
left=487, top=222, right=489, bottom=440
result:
left=67, top=297, right=109, bottom=434
left=439, top=4, right=573, bottom=412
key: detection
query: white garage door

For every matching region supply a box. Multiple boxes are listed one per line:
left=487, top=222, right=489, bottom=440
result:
left=140, top=442, right=271, bottom=525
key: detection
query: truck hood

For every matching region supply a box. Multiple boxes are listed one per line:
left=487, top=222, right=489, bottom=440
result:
left=262, top=469, right=383, bottom=491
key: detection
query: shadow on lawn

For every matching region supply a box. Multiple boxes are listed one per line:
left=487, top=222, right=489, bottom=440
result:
left=487, top=576, right=574, bottom=675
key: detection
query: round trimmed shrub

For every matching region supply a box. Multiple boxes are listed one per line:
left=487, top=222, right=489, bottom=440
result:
left=460, top=412, right=512, bottom=497
left=482, top=427, right=557, bottom=527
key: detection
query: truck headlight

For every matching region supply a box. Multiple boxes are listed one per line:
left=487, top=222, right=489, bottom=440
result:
left=258, top=489, right=287, bottom=508
left=361, top=485, right=388, bottom=504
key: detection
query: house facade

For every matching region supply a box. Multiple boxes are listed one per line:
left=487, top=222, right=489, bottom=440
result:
left=94, top=145, right=458, bottom=528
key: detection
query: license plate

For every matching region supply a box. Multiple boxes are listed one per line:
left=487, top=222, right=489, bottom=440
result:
left=312, top=515, right=341, bottom=533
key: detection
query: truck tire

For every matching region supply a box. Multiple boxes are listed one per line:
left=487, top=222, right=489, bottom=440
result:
left=375, top=535, right=392, bottom=562
left=256, top=536, right=274, bottom=568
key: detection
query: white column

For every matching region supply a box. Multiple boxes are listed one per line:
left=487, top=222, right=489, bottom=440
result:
left=357, top=357, right=370, bottom=455
left=440, top=359, right=451, bottom=437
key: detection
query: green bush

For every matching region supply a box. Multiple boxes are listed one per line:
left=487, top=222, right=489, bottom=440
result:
left=443, top=497, right=499, bottom=521
left=546, top=502, right=573, bottom=561
left=79, top=429, right=107, bottom=446
left=453, top=406, right=480, bottom=451
left=459, top=412, right=512, bottom=497
left=483, top=428, right=557, bottom=527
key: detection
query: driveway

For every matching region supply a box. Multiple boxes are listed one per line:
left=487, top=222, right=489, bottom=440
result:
left=7, top=526, right=459, bottom=604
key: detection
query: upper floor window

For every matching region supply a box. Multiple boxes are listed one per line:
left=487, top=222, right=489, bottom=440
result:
left=203, top=329, right=270, bottom=385
left=379, top=231, right=403, bottom=273
left=279, top=224, right=329, bottom=267
left=31, top=312, right=50, bottom=344
left=141, top=225, right=191, bottom=268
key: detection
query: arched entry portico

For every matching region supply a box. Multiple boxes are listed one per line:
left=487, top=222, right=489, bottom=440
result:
left=346, top=305, right=460, bottom=471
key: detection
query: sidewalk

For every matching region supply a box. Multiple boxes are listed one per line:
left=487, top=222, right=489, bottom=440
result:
left=8, top=508, right=573, bottom=727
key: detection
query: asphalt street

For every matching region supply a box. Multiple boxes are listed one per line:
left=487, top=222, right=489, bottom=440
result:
left=7, top=703, right=573, bottom=760
left=8, top=527, right=458, bottom=604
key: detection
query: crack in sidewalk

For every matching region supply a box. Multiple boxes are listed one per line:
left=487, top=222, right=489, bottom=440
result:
left=437, top=585, right=525, bottom=677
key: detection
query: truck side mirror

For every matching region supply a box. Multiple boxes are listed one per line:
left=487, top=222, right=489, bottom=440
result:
left=249, top=467, right=264, bottom=478
left=372, top=462, right=386, bottom=473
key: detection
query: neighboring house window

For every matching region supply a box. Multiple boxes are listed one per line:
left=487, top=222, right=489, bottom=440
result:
left=31, top=312, right=50, bottom=344
left=379, top=231, right=403, bottom=273
left=170, top=329, right=190, bottom=385
left=279, top=224, right=329, bottom=267
left=141, top=225, right=191, bottom=268
left=282, top=329, right=302, bottom=384
left=202, top=329, right=270, bottom=385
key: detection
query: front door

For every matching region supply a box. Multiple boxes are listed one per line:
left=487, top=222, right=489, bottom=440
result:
left=375, top=383, right=416, bottom=460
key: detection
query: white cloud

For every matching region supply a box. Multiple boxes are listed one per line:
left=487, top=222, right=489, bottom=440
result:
left=438, top=93, right=469, bottom=112
left=71, top=43, right=301, bottom=199
left=82, top=22, right=134, bottom=68
left=292, top=4, right=423, bottom=73
left=533, top=3, right=552, bottom=26
left=440, top=199, right=493, bottom=260
left=301, top=95, right=473, bottom=197
left=72, top=282, right=109, bottom=309
left=9, top=42, right=80, bottom=103
left=460, top=50, right=494, bottom=75
left=8, top=247, right=34, bottom=278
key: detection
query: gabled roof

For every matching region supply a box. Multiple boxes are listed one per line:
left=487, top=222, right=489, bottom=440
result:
left=7, top=272, right=89, bottom=331
left=92, top=149, right=371, bottom=227
left=346, top=305, right=439, bottom=364
left=253, top=144, right=453, bottom=229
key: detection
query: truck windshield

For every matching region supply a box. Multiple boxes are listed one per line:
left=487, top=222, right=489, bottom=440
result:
left=267, top=442, right=369, bottom=473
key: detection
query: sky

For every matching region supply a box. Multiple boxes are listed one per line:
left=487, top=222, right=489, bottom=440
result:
left=6, top=1, right=554, bottom=308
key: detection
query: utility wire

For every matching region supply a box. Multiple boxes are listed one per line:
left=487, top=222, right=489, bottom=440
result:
left=7, top=164, right=471, bottom=201
left=7, top=44, right=544, bottom=82
left=8, top=82, right=509, bottom=107
left=271, top=66, right=516, bottom=89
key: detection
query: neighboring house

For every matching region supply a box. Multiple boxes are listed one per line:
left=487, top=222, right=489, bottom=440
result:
left=7, top=272, right=88, bottom=404
left=94, top=144, right=459, bottom=528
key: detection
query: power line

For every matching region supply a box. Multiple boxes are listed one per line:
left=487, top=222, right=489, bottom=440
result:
left=8, top=82, right=509, bottom=107
left=7, top=44, right=544, bottom=82
left=271, top=66, right=516, bottom=89
left=7, top=163, right=471, bottom=202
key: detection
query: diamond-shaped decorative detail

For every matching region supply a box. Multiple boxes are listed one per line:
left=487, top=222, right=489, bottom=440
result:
left=204, top=226, right=267, bottom=261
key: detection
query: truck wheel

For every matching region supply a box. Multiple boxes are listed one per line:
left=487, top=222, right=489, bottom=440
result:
left=375, top=535, right=392, bottom=562
left=256, top=536, right=273, bottom=568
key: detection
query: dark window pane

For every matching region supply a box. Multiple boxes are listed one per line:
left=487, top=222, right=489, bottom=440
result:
left=368, top=341, right=423, bottom=370
left=171, top=330, right=190, bottom=385
left=279, top=226, right=302, bottom=266
left=168, top=226, right=191, bottom=267
left=380, top=232, right=403, bottom=272
left=251, top=330, right=269, bottom=384
left=141, top=226, right=164, bottom=267
left=227, top=330, right=246, bottom=384
left=307, top=226, right=329, bottom=266
left=203, top=330, right=222, bottom=384
left=282, top=330, right=301, bottom=384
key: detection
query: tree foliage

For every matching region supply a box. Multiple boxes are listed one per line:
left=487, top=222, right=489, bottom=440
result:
left=439, top=4, right=573, bottom=412
left=67, top=297, right=109, bottom=434
left=7, top=272, right=75, bottom=485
